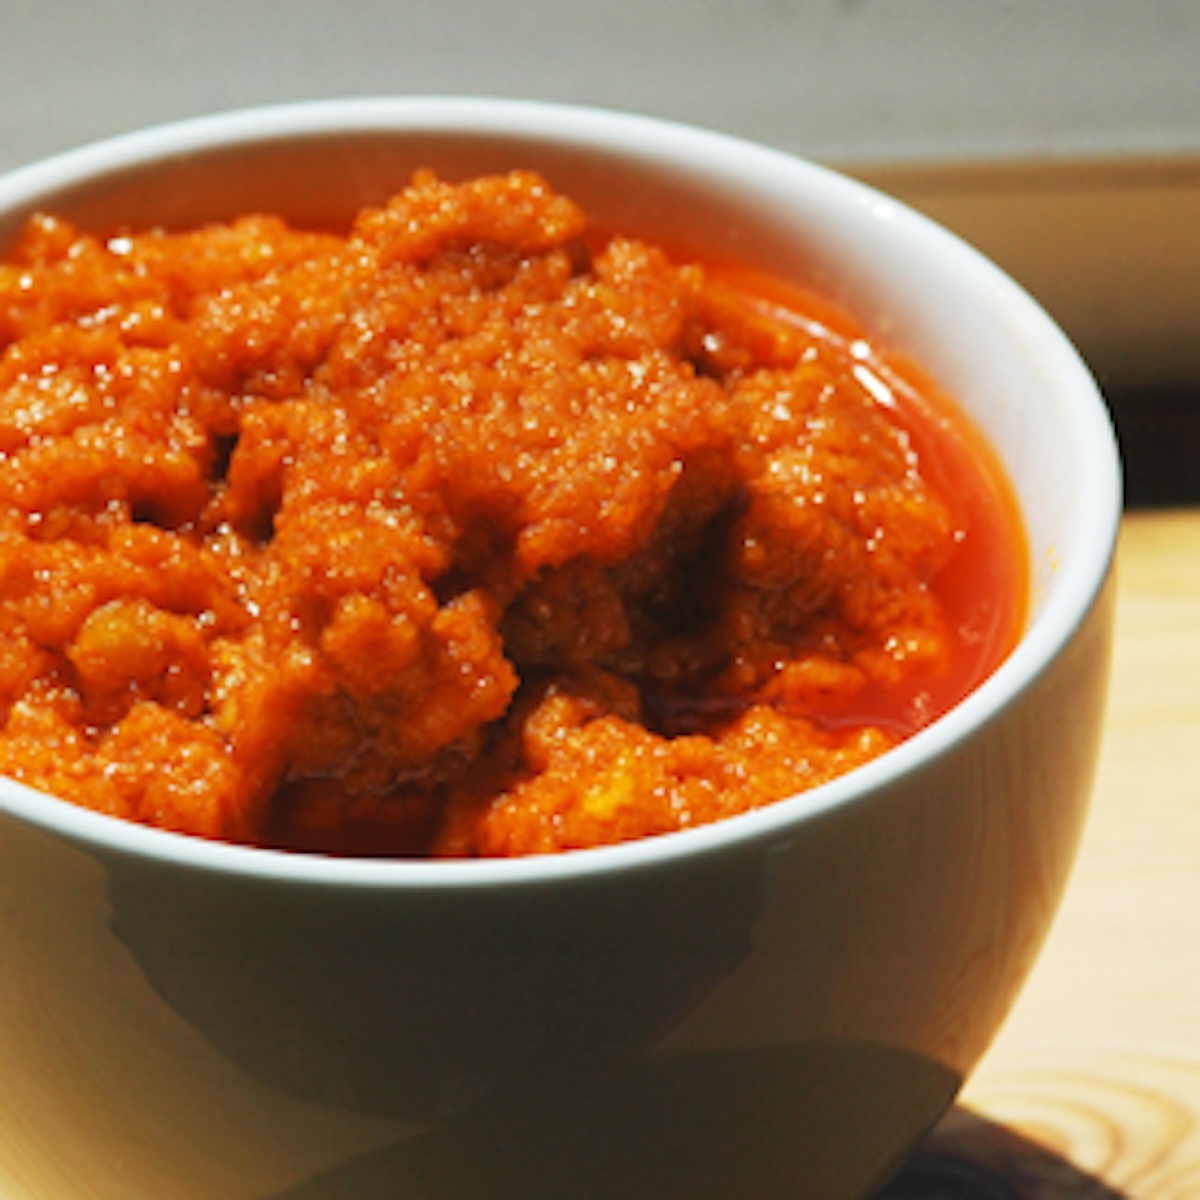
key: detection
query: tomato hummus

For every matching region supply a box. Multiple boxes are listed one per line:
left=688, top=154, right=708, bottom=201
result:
left=0, top=171, right=1024, bottom=856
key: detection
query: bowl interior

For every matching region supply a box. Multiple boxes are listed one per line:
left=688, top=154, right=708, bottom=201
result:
left=0, top=99, right=1121, bottom=875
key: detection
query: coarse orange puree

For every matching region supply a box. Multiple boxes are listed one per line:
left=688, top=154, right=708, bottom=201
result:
left=0, top=170, right=1026, bottom=857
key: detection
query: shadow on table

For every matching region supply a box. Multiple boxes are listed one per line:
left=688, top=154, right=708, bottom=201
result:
left=877, top=1105, right=1128, bottom=1199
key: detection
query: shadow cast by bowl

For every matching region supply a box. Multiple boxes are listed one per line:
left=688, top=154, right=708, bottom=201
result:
left=877, top=1106, right=1129, bottom=1199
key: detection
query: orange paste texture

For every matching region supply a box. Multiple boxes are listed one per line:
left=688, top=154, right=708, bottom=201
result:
left=0, top=170, right=1017, bottom=856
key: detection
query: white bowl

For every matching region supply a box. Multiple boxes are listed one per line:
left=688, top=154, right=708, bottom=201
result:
left=0, top=98, right=1119, bottom=1200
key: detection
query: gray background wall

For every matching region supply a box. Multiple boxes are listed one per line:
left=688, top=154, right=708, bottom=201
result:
left=4, top=0, right=1196, bottom=171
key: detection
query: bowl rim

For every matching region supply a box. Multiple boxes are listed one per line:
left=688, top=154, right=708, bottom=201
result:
left=0, top=96, right=1123, bottom=889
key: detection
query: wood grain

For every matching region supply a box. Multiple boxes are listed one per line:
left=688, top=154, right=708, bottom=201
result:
left=882, top=509, right=1200, bottom=1198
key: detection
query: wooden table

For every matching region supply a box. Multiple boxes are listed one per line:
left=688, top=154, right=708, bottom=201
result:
left=882, top=509, right=1200, bottom=1198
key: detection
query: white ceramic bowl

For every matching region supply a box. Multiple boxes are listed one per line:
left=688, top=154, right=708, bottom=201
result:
left=0, top=99, right=1119, bottom=1200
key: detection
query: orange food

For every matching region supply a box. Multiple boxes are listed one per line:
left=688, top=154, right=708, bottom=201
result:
left=0, top=170, right=1025, bottom=857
